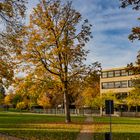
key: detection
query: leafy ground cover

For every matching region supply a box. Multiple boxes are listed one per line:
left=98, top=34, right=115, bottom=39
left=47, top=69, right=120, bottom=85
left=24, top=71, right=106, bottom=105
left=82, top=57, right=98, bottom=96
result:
left=93, top=116, right=140, bottom=140
left=0, top=112, right=85, bottom=140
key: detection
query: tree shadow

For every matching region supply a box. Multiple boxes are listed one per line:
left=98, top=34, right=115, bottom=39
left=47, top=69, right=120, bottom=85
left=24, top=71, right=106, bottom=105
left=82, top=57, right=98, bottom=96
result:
left=93, top=133, right=140, bottom=140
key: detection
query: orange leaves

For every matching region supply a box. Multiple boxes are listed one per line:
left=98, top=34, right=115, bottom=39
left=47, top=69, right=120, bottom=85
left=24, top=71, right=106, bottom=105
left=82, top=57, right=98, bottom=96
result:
left=82, top=87, right=98, bottom=106
left=4, top=93, right=14, bottom=106
left=132, top=27, right=140, bottom=34
left=37, top=93, right=51, bottom=109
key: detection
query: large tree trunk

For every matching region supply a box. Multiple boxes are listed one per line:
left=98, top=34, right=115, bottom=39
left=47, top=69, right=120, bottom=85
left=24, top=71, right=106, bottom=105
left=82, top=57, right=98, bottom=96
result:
left=63, top=80, right=71, bottom=123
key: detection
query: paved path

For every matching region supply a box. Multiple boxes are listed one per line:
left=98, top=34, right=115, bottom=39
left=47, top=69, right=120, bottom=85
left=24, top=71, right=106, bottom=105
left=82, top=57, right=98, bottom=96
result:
left=76, top=116, right=93, bottom=140
left=0, top=133, right=22, bottom=140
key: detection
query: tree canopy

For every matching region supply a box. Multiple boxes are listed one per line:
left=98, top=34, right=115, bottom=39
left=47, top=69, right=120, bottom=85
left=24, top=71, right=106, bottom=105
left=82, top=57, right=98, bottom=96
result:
left=16, top=0, right=93, bottom=123
left=120, top=0, right=140, bottom=41
left=0, top=0, right=27, bottom=87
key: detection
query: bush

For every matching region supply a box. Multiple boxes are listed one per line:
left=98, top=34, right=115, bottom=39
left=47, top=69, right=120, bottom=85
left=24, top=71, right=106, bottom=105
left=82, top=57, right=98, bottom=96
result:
left=16, top=102, right=26, bottom=110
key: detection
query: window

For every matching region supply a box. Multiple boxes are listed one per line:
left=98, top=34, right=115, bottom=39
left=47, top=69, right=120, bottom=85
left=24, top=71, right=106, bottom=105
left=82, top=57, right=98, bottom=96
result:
left=102, top=83, right=108, bottom=89
left=102, top=72, right=107, bottom=78
left=114, top=70, right=121, bottom=77
left=115, top=81, right=121, bottom=88
left=121, top=81, right=127, bottom=88
left=128, top=80, right=133, bottom=87
left=116, top=93, right=122, bottom=99
left=102, top=81, right=128, bottom=89
left=121, top=93, right=128, bottom=99
left=108, top=71, right=114, bottom=78
left=108, top=82, right=114, bottom=88
left=116, top=92, right=128, bottom=99
left=128, top=70, right=133, bottom=75
left=121, top=70, right=128, bottom=76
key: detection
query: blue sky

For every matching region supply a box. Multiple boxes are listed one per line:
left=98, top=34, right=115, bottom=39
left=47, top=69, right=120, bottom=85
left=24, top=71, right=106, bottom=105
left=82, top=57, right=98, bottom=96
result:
left=27, top=0, right=140, bottom=69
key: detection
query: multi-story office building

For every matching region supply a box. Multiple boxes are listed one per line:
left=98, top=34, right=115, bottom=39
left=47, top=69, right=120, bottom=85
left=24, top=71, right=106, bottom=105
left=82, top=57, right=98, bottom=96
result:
left=100, top=67, right=136, bottom=111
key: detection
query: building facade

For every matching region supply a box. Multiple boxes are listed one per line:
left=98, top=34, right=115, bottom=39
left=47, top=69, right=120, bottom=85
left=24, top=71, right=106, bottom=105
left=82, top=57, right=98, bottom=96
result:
left=100, top=67, right=136, bottom=111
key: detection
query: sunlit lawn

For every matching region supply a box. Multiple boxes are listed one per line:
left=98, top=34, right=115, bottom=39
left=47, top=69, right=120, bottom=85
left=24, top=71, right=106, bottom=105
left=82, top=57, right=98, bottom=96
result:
left=1, top=112, right=140, bottom=140
left=93, top=116, right=140, bottom=140
left=0, top=112, right=85, bottom=140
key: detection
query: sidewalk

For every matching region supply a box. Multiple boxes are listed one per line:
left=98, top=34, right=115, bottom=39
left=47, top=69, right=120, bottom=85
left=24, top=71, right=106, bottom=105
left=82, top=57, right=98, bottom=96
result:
left=76, top=116, right=93, bottom=140
left=0, top=133, right=22, bottom=140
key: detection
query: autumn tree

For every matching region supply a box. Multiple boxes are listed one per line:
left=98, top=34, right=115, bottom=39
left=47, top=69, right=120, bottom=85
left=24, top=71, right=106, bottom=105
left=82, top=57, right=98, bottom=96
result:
left=17, top=0, right=92, bottom=123
left=80, top=62, right=101, bottom=108
left=37, top=93, right=51, bottom=111
left=126, top=88, right=140, bottom=112
left=13, top=69, right=63, bottom=110
left=0, top=0, right=27, bottom=88
left=16, top=101, right=26, bottom=110
left=126, top=51, right=140, bottom=81
left=120, top=0, right=140, bottom=41
left=0, top=0, right=27, bottom=31
left=0, top=83, right=5, bottom=104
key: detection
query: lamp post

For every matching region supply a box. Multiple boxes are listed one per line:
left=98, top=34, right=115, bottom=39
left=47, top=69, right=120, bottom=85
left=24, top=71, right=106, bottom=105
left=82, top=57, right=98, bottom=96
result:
left=105, top=100, right=114, bottom=140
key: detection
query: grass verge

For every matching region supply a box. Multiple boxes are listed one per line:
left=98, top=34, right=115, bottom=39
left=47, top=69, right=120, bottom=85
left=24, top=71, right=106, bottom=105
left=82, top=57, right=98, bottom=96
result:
left=93, top=116, right=140, bottom=140
left=0, top=112, right=85, bottom=140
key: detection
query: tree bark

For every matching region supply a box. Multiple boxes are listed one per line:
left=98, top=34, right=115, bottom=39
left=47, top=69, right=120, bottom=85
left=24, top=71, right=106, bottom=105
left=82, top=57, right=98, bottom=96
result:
left=100, top=106, right=103, bottom=116
left=63, top=80, right=71, bottom=123
left=136, top=106, right=138, bottom=113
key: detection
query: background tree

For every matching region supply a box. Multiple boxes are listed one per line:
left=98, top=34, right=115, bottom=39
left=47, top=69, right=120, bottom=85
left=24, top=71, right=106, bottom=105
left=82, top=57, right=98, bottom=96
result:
left=0, top=83, right=5, bottom=105
left=81, top=63, right=101, bottom=108
left=100, top=91, right=120, bottom=114
left=120, top=0, right=140, bottom=112
left=67, top=62, right=101, bottom=109
left=126, top=88, right=140, bottom=112
left=37, top=93, right=51, bottom=111
left=120, top=0, right=140, bottom=41
left=16, top=101, right=26, bottom=111
left=17, top=0, right=92, bottom=123
left=13, top=69, right=64, bottom=110
left=0, top=0, right=27, bottom=30
left=4, top=91, right=14, bottom=107
left=0, top=0, right=27, bottom=88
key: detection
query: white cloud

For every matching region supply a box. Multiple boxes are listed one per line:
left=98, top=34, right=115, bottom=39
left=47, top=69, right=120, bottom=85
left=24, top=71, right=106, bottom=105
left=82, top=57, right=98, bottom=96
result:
left=27, top=0, right=140, bottom=69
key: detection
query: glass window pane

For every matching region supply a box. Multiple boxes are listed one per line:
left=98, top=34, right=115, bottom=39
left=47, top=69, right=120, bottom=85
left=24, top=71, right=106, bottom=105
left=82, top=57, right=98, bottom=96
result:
left=128, top=80, right=133, bottom=87
left=121, top=70, right=128, bottom=76
left=128, top=70, right=133, bottom=75
left=116, top=93, right=121, bottom=99
left=115, top=70, right=121, bottom=77
left=116, top=92, right=128, bottom=99
left=108, top=71, right=114, bottom=77
left=115, top=81, right=121, bottom=88
left=102, top=83, right=108, bottom=89
left=102, top=72, right=107, bottom=78
left=121, top=81, right=127, bottom=88
left=121, top=93, right=128, bottom=99
left=108, top=82, right=114, bottom=88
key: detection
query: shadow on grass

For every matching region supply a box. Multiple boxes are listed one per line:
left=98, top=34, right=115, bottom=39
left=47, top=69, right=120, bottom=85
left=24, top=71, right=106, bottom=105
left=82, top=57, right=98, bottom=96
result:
left=0, top=130, right=79, bottom=140
left=93, top=133, right=140, bottom=140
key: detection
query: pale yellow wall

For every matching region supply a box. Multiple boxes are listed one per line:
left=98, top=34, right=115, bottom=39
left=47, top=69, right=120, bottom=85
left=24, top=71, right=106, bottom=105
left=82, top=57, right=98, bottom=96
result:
left=101, top=87, right=134, bottom=94
left=100, top=67, right=137, bottom=94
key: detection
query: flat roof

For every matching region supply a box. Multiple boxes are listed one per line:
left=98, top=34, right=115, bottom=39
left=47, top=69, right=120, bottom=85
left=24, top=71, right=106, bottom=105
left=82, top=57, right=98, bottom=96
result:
left=102, top=66, right=127, bottom=72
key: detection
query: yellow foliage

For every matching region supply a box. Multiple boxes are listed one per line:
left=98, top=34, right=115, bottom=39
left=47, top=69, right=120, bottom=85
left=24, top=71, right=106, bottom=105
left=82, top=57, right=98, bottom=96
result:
left=4, top=95, right=12, bottom=105
left=16, top=102, right=26, bottom=110
left=82, top=87, right=99, bottom=106
left=37, top=94, right=51, bottom=109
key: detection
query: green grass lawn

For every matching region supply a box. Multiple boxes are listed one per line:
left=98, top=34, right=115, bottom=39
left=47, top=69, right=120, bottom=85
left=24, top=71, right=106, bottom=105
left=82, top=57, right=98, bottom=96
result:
left=1, top=112, right=140, bottom=140
left=93, top=116, right=140, bottom=140
left=0, top=112, right=85, bottom=140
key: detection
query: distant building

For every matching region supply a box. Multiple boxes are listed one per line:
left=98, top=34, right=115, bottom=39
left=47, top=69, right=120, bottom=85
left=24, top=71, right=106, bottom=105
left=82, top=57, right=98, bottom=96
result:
left=100, top=67, right=136, bottom=111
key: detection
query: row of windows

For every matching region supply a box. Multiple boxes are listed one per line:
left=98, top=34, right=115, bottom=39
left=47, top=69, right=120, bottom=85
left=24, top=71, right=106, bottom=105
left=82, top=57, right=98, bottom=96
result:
left=102, top=69, right=133, bottom=78
left=102, top=92, right=129, bottom=100
left=102, top=80, right=132, bottom=89
left=115, top=92, right=128, bottom=100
